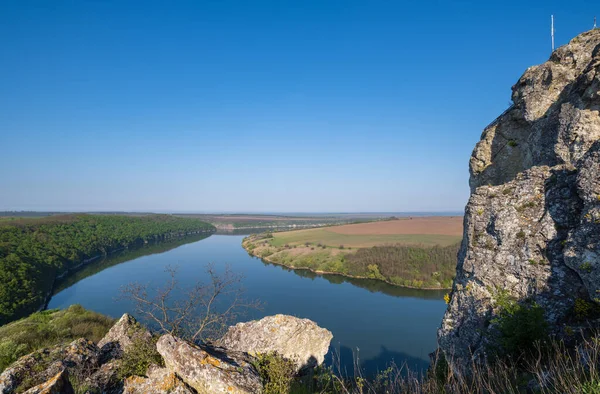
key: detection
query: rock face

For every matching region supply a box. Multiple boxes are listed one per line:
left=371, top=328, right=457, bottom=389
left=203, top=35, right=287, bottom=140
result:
left=220, top=314, right=333, bottom=373
left=23, top=369, right=74, bottom=394
left=156, top=334, right=263, bottom=394
left=439, top=29, right=600, bottom=366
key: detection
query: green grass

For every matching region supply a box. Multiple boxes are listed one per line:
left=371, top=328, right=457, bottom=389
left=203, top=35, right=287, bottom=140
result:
left=270, top=228, right=461, bottom=248
left=0, top=305, right=114, bottom=373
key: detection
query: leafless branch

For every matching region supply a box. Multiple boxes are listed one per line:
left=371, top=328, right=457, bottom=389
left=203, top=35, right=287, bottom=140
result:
left=120, top=263, right=261, bottom=344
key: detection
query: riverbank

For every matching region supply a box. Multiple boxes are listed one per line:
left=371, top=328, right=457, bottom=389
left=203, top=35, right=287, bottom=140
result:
left=41, top=230, right=214, bottom=312
left=252, top=247, right=453, bottom=290
left=0, top=214, right=216, bottom=325
left=242, top=218, right=462, bottom=290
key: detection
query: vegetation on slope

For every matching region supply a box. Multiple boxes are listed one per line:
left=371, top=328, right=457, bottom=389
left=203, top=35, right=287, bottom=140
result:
left=0, top=305, right=114, bottom=373
left=0, top=214, right=215, bottom=325
left=243, top=233, right=459, bottom=289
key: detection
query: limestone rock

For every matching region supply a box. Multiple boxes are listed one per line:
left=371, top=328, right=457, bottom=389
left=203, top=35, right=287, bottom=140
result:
left=439, top=28, right=600, bottom=367
left=98, top=313, right=152, bottom=359
left=23, top=369, right=74, bottom=394
left=0, top=339, right=100, bottom=393
left=123, top=364, right=193, bottom=394
left=156, top=334, right=262, bottom=394
left=220, top=314, right=333, bottom=373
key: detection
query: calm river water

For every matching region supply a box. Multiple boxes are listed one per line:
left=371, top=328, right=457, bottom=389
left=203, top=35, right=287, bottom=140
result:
left=49, top=234, right=446, bottom=375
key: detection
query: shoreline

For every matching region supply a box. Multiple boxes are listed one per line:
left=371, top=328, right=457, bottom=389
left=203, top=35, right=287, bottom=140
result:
left=41, top=229, right=216, bottom=312
left=242, top=241, right=451, bottom=291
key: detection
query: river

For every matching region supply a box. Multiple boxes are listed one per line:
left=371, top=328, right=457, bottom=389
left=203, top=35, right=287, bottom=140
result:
left=48, top=234, right=447, bottom=376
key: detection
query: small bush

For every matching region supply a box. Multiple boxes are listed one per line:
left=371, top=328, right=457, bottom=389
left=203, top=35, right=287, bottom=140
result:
left=117, top=336, right=164, bottom=379
left=253, top=352, right=296, bottom=394
left=492, top=293, right=548, bottom=359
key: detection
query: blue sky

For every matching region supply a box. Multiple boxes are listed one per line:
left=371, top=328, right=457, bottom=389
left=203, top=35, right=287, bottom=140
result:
left=0, top=1, right=597, bottom=213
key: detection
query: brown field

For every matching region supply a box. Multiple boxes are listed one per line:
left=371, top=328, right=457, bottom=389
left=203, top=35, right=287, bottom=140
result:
left=329, top=216, right=463, bottom=236
left=269, top=216, right=464, bottom=248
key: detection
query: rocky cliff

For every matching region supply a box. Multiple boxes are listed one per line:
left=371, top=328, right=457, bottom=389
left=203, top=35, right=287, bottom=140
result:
left=438, top=29, right=600, bottom=365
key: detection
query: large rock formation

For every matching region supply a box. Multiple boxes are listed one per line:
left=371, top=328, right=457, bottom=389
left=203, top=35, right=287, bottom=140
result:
left=219, top=314, right=333, bottom=373
left=439, top=29, right=600, bottom=365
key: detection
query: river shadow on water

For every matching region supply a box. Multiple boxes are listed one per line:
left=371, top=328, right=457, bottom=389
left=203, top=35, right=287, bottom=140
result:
left=49, top=234, right=447, bottom=377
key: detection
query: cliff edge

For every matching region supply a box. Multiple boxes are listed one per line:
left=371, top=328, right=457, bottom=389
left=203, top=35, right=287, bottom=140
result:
left=439, top=29, right=600, bottom=365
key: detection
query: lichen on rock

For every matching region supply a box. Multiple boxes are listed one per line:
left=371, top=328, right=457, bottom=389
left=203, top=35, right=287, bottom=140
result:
left=156, top=334, right=263, bottom=394
left=219, top=314, right=333, bottom=374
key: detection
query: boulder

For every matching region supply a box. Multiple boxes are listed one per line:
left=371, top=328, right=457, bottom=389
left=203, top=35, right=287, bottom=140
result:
left=0, top=339, right=100, bottom=393
left=219, top=314, right=333, bottom=373
left=23, top=369, right=74, bottom=394
left=156, top=334, right=262, bottom=394
left=123, top=364, right=193, bottom=394
left=98, top=313, right=152, bottom=360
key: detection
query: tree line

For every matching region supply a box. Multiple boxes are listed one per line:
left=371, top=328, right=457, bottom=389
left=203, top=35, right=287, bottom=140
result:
left=344, top=243, right=459, bottom=288
left=0, top=214, right=215, bottom=325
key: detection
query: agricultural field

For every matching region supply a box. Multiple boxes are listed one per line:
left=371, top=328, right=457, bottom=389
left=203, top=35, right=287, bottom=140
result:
left=178, top=213, right=395, bottom=231
left=269, top=216, right=462, bottom=248
left=243, top=216, right=463, bottom=289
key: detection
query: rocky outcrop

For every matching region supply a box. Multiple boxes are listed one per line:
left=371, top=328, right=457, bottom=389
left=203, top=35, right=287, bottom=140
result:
left=0, top=339, right=100, bottom=394
left=1, top=313, right=332, bottom=393
left=156, top=334, right=263, bottom=394
left=23, top=370, right=74, bottom=394
left=220, top=314, right=333, bottom=373
left=123, top=364, right=193, bottom=394
left=98, top=313, right=152, bottom=359
left=439, top=29, right=600, bottom=366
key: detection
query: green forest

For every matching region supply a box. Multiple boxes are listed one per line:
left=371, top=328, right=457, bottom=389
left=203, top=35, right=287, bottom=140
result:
left=0, top=214, right=215, bottom=325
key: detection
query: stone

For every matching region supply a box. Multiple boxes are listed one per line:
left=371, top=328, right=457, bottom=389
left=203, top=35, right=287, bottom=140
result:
left=156, top=334, right=262, bottom=394
left=0, top=339, right=100, bottom=393
left=98, top=313, right=152, bottom=360
left=438, top=28, right=600, bottom=368
left=84, top=361, right=122, bottom=394
left=219, top=314, right=333, bottom=373
left=22, top=369, right=74, bottom=394
left=123, top=364, right=193, bottom=394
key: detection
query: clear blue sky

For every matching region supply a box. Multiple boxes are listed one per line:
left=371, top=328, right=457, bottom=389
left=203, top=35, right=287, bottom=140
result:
left=0, top=1, right=596, bottom=213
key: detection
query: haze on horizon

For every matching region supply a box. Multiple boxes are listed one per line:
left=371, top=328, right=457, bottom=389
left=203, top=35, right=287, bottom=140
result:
left=0, top=1, right=595, bottom=213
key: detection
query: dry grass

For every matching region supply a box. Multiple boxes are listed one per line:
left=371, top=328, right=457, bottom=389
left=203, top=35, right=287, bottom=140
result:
left=329, top=217, right=463, bottom=236
left=304, top=333, right=600, bottom=394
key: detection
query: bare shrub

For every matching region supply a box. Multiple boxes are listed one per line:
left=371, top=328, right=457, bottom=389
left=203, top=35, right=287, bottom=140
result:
left=120, top=264, right=260, bottom=344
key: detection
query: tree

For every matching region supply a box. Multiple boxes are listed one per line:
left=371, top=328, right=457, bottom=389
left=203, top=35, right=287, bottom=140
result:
left=120, top=264, right=260, bottom=344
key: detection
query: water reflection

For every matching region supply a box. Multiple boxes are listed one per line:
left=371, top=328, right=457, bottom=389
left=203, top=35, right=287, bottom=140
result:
left=258, top=259, right=446, bottom=300
left=53, top=233, right=211, bottom=294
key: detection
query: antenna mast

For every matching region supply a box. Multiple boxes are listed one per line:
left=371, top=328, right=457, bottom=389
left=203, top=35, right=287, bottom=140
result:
left=594, top=16, right=597, bottom=29
left=551, top=15, right=555, bottom=51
